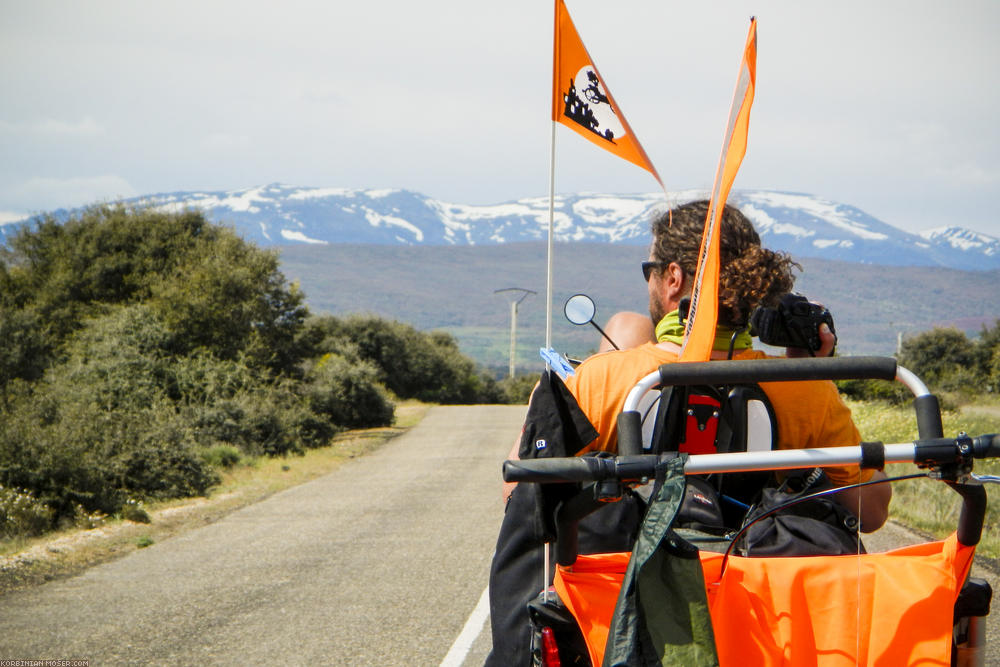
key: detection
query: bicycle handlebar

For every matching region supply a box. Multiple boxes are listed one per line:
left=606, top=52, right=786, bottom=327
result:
left=654, top=356, right=898, bottom=387
left=502, top=433, right=1000, bottom=484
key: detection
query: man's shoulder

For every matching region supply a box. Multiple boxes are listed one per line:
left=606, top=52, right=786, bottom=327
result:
left=564, top=344, right=676, bottom=400
left=576, top=343, right=676, bottom=373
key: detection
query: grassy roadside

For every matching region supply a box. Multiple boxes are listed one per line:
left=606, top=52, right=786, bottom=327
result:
left=847, top=396, right=1000, bottom=558
left=0, top=401, right=431, bottom=596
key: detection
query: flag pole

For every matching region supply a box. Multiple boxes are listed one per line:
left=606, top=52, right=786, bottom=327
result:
left=543, top=108, right=558, bottom=608
left=546, top=120, right=556, bottom=352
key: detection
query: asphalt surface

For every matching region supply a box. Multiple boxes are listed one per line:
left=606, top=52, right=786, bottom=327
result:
left=0, top=405, right=525, bottom=666
left=2, top=404, right=997, bottom=665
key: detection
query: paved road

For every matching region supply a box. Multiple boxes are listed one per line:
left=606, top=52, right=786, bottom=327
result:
left=0, top=405, right=525, bottom=666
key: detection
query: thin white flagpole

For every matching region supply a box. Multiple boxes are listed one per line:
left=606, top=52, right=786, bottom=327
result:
left=543, top=118, right=557, bottom=602
left=546, top=120, right=556, bottom=352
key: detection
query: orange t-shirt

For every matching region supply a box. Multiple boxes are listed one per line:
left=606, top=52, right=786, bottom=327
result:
left=562, top=343, right=869, bottom=486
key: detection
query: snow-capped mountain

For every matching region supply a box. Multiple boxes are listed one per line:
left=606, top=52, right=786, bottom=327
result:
left=5, top=184, right=999, bottom=270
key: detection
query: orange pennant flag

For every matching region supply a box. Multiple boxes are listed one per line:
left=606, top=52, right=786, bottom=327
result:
left=552, top=0, right=663, bottom=187
left=681, top=17, right=757, bottom=362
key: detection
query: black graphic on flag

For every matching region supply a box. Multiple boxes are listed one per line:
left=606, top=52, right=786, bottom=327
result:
left=561, top=68, right=623, bottom=144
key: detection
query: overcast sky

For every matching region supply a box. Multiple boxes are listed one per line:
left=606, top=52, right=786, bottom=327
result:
left=1, top=0, right=998, bottom=236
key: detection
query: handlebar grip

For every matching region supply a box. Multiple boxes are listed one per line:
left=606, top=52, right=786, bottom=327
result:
left=502, top=455, right=662, bottom=483
left=502, top=456, right=615, bottom=483
left=657, top=356, right=897, bottom=386
left=973, top=434, right=1000, bottom=459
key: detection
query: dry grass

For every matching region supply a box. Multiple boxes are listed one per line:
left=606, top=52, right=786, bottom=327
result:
left=0, top=401, right=430, bottom=595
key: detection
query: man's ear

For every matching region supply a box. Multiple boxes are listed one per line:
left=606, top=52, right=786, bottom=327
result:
left=665, top=262, right=687, bottom=300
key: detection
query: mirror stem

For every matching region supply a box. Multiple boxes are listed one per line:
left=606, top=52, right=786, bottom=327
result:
left=589, top=321, right=619, bottom=351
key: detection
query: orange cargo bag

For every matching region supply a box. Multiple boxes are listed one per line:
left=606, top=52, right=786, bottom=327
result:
left=554, top=534, right=974, bottom=666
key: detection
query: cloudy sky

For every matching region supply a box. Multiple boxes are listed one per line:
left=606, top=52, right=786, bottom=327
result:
left=2, top=0, right=998, bottom=236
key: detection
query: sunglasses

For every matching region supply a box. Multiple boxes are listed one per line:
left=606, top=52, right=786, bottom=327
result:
left=641, top=261, right=671, bottom=282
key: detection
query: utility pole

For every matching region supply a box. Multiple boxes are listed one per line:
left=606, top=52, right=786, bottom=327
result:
left=494, top=288, right=536, bottom=378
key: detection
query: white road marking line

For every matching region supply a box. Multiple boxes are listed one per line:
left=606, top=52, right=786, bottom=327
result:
left=440, top=585, right=490, bottom=667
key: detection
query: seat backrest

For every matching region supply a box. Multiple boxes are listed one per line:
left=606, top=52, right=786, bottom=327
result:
left=645, top=383, right=777, bottom=457
left=642, top=383, right=779, bottom=522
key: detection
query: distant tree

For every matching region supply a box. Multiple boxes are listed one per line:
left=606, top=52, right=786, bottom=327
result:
left=147, top=230, right=307, bottom=373
left=304, top=353, right=394, bottom=428
left=978, top=320, right=1000, bottom=392
left=897, top=327, right=983, bottom=390
left=303, top=314, right=502, bottom=404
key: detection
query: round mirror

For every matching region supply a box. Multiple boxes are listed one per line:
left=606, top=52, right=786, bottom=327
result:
left=564, top=294, right=596, bottom=326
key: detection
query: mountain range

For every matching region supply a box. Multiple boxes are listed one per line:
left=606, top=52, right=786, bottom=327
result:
left=7, top=183, right=999, bottom=271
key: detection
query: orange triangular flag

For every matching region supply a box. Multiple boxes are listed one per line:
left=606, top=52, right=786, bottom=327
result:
left=681, top=17, right=757, bottom=362
left=552, top=0, right=663, bottom=187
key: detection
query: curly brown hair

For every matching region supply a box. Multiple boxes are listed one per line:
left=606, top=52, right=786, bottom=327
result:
left=650, top=200, right=799, bottom=326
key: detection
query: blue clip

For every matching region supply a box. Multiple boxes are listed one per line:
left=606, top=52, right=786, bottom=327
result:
left=539, top=347, right=575, bottom=378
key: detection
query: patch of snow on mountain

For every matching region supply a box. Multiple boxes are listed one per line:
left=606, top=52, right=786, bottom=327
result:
left=744, top=192, right=888, bottom=241
left=148, top=200, right=190, bottom=215
left=424, top=200, right=472, bottom=235
left=365, top=189, right=399, bottom=199
left=219, top=186, right=272, bottom=213
left=920, top=226, right=999, bottom=254
left=445, top=202, right=544, bottom=221
left=741, top=204, right=814, bottom=239
left=288, top=187, right=356, bottom=200
left=813, top=239, right=854, bottom=249
left=572, top=197, right=649, bottom=224
left=363, top=209, right=424, bottom=241
left=167, top=187, right=271, bottom=214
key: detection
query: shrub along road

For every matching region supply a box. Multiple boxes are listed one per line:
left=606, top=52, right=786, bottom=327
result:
left=0, top=405, right=525, bottom=665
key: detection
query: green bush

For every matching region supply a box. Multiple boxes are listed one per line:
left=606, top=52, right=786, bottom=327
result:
left=120, top=498, right=151, bottom=524
left=835, top=378, right=910, bottom=404
left=0, top=346, right=221, bottom=520
left=897, top=327, right=981, bottom=389
left=305, top=353, right=394, bottom=428
left=200, top=444, right=243, bottom=469
left=306, top=315, right=503, bottom=404
left=0, top=485, right=54, bottom=538
left=496, top=374, right=539, bottom=404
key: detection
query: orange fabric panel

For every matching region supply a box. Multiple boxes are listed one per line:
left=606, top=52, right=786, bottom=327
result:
left=554, top=534, right=974, bottom=666
left=554, top=552, right=630, bottom=667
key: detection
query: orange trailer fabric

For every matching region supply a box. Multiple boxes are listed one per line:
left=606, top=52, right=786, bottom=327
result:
left=554, top=534, right=974, bottom=666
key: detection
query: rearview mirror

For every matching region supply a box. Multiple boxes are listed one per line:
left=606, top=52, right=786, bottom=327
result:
left=564, top=294, right=596, bottom=326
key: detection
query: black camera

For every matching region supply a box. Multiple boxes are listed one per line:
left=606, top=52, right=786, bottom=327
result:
left=749, top=293, right=836, bottom=355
